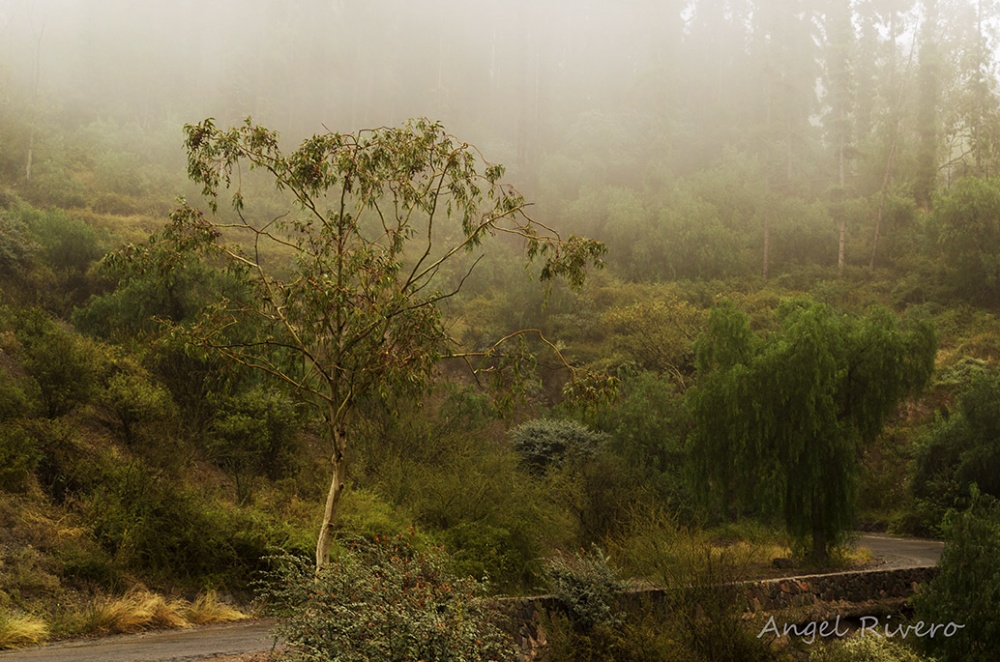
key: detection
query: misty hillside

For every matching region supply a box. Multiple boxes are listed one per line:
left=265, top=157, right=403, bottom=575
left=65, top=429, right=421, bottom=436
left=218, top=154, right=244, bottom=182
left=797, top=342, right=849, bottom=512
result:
left=2, top=1, right=1000, bottom=660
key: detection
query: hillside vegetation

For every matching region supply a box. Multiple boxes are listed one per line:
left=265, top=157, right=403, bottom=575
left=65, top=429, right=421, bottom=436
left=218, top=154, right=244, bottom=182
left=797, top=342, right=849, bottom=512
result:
left=4, top=1, right=1000, bottom=658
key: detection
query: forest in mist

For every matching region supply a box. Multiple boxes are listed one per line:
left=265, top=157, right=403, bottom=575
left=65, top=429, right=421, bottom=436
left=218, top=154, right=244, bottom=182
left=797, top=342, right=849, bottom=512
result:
left=4, top=1, right=1000, bottom=660
left=2, top=0, right=996, bottom=275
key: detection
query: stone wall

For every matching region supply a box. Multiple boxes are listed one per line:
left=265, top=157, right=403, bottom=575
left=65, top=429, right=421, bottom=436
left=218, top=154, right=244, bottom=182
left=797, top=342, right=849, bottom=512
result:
left=742, top=566, right=939, bottom=612
left=502, top=566, right=940, bottom=659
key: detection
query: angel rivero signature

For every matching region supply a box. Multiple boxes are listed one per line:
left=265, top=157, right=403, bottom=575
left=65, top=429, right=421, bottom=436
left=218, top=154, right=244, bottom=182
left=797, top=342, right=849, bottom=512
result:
left=757, top=614, right=966, bottom=644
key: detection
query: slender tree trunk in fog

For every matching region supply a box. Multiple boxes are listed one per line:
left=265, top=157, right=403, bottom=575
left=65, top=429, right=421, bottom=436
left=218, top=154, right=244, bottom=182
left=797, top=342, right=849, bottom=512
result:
left=837, top=140, right=846, bottom=276
left=762, top=210, right=771, bottom=279
left=870, top=43, right=913, bottom=270
left=25, top=17, right=44, bottom=182
left=914, top=0, right=940, bottom=210
left=826, top=0, right=853, bottom=277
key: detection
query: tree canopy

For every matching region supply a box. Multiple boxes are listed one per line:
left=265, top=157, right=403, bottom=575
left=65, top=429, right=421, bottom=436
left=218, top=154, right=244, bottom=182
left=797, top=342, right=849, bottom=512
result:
left=107, top=117, right=604, bottom=570
left=688, top=299, right=936, bottom=560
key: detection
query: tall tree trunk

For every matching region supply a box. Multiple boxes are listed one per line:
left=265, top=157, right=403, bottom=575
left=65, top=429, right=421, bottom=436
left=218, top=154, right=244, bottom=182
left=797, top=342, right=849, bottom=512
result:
left=837, top=140, right=846, bottom=276
left=870, top=27, right=914, bottom=270
left=762, top=210, right=771, bottom=280
left=25, top=125, right=34, bottom=182
left=811, top=490, right=829, bottom=564
left=315, top=424, right=348, bottom=572
left=914, top=0, right=940, bottom=210
left=25, top=16, right=44, bottom=183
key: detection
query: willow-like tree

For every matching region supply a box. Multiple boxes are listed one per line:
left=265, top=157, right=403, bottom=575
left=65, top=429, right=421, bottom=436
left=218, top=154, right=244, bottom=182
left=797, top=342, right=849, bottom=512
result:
left=688, top=299, right=935, bottom=562
left=110, top=117, right=604, bottom=571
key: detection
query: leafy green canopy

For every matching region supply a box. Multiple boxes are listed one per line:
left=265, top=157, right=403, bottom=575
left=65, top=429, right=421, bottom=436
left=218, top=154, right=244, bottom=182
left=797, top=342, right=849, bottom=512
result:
left=109, top=117, right=604, bottom=416
left=688, top=299, right=935, bottom=558
left=932, top=176, right=1000, bottom=303
left=104, top=117, right=604, bottom=570
left=912, top=371, right=1000, bottom=528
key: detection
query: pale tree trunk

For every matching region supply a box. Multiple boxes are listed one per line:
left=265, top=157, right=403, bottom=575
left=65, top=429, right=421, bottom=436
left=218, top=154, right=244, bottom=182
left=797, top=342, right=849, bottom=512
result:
left=837, top=143, right=846, bottom=277
left=870, top=141, right=897, bottom=269
left=871, top=32, right=913, bottom=269
left=25, top=126, right=34, bottom=182
left=25, top=18, right=44, bottom=183
left=315, top=424, right=348, bottom=572
left=762, top=209, right=771, bottom=280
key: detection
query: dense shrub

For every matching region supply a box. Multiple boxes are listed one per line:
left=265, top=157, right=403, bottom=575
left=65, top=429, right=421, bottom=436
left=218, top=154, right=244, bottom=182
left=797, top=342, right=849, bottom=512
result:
left=81, top=463, right=290, bottom=588
left=0, top=424, right=41, bottom=492
left=508, top=418, right=606, bottom=475
left=809, top=634, right=927, bottom=661
left=259, top=534, right=519, bottom=662
left=206, top=387, right=301, bottom=503
left=930, top=176, right=1000, bottom=304
left=913, top=488, right=1000, bottom=661
left=910, top=371, right=1000, bottom=533
left=352, top=402, right=571, bottom=592
left=0, top=370, right=33, bottom=423
left=543, top=545, right=625, bottom=631
left=19, top=208, right=106, bottom=278
left=95, top=357, right=176, bottom=446
left=13, top=309, right=99, bottom=418
left=0, top=214, right=40, bottom=284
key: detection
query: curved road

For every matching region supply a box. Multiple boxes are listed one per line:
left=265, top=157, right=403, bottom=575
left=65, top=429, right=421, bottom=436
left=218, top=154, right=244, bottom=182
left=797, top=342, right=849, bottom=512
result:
left=854, top=532, right=944, bottom=570
left=0, top=534, right=945, bottom=662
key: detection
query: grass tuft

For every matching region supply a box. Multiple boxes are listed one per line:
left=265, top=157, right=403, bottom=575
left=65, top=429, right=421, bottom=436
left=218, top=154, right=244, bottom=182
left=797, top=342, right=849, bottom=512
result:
left=183, top=591, right=247, bottom=625
left=83, top=589, right=190, bottom=634
left=0, top=611, right=49, bottom=649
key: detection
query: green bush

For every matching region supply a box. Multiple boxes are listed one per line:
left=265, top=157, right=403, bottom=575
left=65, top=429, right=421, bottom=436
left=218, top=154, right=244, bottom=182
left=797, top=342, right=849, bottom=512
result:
left=0, top=370, right=33, bottom=423
left=508, top=418, right=606, bottom=475
left=910, top=371, right=1000, bottom=533
left=0, top=214, right=40, bottom=285
left=543, top=545, right=625, bottom=631
left=930, top=176, right=1000, bottom=303
left=96, top=358, right=175, bottom=446
left=809, top=634, right=928, bottom=661
left=66, top=451, right=295, bottom=588
left=0, top=425, right=40, bottom=492
left=13, top=309, right=98, bottom=418
left=19, top=208, right=106, bottom=278
left=206, top=387, right=301, bottom=503
left=258, top=534, right=519, bottom=662
left=913, top=488, right=1000, bottom=661
left=352, top=402, right=569, bottom=592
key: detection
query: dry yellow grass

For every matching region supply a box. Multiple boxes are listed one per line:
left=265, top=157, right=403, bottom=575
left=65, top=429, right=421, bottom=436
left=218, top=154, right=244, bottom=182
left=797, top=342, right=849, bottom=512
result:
left=84, top=589, right=190, bottom=634
left=0, top=612, right=49, bottom=649
left=183, top=591, right=248, bottom=625
left=80, top=589, right=248, bottom=635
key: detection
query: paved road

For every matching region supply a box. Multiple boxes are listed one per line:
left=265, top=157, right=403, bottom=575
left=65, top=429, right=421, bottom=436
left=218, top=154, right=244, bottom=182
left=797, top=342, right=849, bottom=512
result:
left=0, top=620, right=278, bottom=662
left=855, top=533, right=944, bottom=569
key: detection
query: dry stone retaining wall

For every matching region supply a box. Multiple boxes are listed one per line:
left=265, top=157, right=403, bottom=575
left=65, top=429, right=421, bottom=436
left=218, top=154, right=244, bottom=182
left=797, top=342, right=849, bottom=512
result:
left=503, top=566, right=939, bottom=659
left=743, top=566, right=938, bottom=612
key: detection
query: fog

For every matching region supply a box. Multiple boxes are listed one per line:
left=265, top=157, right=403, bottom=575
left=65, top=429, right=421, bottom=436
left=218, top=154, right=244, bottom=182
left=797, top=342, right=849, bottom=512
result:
left=0, top=1, right=680, bottom=143
left=1, top=0, right=995, bottom=274
left=0, top=0, right=806, bottom=187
